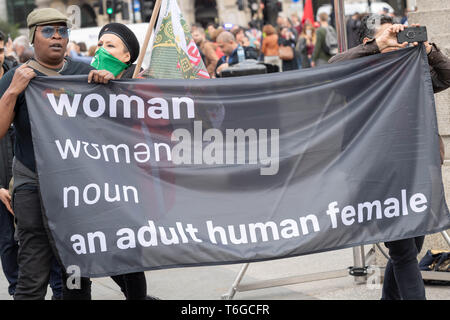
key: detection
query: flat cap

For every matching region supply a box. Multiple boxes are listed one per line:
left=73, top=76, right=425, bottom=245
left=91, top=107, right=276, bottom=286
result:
left=27, top=8, right=71, bottom=43
left=27, top=8, right=71, bottom=28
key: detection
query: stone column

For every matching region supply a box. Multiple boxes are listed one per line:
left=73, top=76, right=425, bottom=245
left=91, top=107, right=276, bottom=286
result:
left=0, top=0, right=8, bottom=22
left=179, top=1, right=195, bottom=26
left=35, top=0, right=52, bottom=8
left=374, top=0, right=450, bottom=269
left=218, top=0, right=252, bottom=26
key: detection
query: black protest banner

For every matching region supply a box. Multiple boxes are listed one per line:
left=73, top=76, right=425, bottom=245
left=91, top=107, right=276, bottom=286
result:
left=25, top=46, right=450, bottom=277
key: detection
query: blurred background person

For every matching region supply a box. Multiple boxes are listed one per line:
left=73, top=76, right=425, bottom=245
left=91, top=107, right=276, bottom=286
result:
left=278, top=26, right=298, bottom=71
left=191, top=23, right=202, bottom=34
left=87, top=45, right=97, bottom=58
left=211, top=27, right=225, bottom=59
left=66, top=41, right=92, bottom=64
left=346, top=13, right=362, bottom=49
left=18, top=48, right=34, bottom=64
left=284, top=18, right=299, bottom=41
left=232, top=26, right=251, bottom=47
left=192, top=26, right=219, bottom=78
left=77, top=42, right=87, bottom=55
left=0, top=32, right=18, bottom=77
left=276, top=15, right=287, bottom=33
left=312, top=12, right=334, bottom=67
left=206, top=22, right=217, bottom=41
left=214, top=31, right=258, bottom=77
left=401, top=8, right=409, bottom=25
left=290, top=14, right=302, bottom=37
left=261, top=24, right=281, bottom=72
left=296, top=22, right=315, bottom=69
left=0, top=30, right=17, bottom=298
left=11, top=36, right=31, bottom=63
left=246, top=21, right=262, bottom=51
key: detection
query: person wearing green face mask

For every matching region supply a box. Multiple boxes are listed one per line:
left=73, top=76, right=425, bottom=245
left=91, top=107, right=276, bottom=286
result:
left=80, top=23, right=156, bottom=300
left=91, top=46, right=128, bottom=77
left=89, top=23, right=142, bottom=81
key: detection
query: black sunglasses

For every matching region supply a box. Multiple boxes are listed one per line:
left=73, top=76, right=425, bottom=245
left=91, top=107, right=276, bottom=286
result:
left=39, top=26, right=70, bottom=39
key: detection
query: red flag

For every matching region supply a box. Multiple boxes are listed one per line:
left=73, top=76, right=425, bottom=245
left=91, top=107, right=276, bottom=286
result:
left=302, top=0, right=315, bottom=26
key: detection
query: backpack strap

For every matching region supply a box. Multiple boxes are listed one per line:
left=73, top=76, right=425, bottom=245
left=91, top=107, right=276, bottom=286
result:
left=26, top=59, right=62, bottom=77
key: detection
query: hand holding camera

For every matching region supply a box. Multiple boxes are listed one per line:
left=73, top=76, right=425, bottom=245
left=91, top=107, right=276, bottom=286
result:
left=376, top=23, right=431, bottom=54
left=399, top=24, right=432, bottom=54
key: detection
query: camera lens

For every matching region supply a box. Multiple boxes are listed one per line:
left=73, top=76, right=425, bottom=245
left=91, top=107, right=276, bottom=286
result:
left=406, top=31, right=415, bottom=39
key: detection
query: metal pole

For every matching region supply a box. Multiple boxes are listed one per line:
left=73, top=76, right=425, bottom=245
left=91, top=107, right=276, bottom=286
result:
left=442, top=230, right=450, bottom=247
left=334, top=0, right=367, bottom=284
left=132, top=0, right=163, bottom=78
left=221, top=263, right=250, bottom=300
left=334, top=0, right=347, bottom=52
left=103, top=0, right=108, bottom=21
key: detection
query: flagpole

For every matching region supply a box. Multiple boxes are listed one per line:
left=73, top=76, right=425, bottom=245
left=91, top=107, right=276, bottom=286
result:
left=333, top=0, right=367, bottom=285
left=334, top=0, right=347, bottom=52
left=132, top=0, right=163, bottom=78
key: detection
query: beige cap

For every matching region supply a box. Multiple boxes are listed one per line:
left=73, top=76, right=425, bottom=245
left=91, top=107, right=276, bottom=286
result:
left=27, top=8, right=71, bottom=44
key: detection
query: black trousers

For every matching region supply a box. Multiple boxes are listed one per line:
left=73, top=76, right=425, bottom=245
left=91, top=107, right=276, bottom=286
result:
left=0, top=202, right=18, bottom=296
left=12, top=187, right=57, bottom=299
left=111, top=273, right=147, bottom=300
left=62, top=273, right=147, bottom=300
left=12, top=185, right=147, bottom=300
left=382, top=236, right=426, bottom=300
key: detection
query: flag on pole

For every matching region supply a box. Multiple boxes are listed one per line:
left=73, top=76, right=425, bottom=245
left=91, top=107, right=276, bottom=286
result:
left=302, top=0, right=315, bottom=26
left=143, top=0, right=210, bottom=79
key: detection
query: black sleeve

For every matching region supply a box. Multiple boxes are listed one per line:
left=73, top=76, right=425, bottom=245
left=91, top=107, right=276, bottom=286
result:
left=215, top=56, right=226, bottom=77
left=328, top=40, right=380, bottom=64
left=64, top=58, right=96, bottom=75
left=0, top=68, right=24, bottom=114
left=427, top=43, right=450, bottom=94
left=0, top=68, right=15, bottom=98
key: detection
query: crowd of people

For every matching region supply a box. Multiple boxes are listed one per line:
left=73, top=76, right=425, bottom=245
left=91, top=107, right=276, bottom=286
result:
left=1, top=8, right=412, bottom=78
left=0, top=6, right=449, bottom=301
left=188, top=8, right=412, bottom=77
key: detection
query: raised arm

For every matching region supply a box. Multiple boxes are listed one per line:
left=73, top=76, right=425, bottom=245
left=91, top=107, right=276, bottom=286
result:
left=0, top=65, right=36, bottom=138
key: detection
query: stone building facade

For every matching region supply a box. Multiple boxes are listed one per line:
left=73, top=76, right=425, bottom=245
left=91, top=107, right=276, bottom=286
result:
left=0, top=1, right=420, bottom=30
left=0, top=0, right=257, bottom=29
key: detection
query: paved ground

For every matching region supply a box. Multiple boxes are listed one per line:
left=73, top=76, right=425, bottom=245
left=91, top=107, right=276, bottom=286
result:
left=1, top=245, right=449, bottom=300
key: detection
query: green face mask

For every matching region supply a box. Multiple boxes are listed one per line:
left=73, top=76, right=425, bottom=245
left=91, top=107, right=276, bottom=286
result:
left=91, top=47, right=128, bottom=77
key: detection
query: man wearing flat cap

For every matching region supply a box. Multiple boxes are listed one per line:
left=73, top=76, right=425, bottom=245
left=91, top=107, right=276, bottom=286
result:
left=0, top=8, right=114, bottom=300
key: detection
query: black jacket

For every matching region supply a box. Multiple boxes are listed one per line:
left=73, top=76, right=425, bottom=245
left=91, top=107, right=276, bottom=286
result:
left=215, top=46, right=259, bottom=77
left=0, top=126, right=14, bottom=189
left=329, top=40, right=450, bottom=94
left=3, top=56, right=18, bottom=74
left=0, top=58, right=17, bottom=189
left=121, top=64, right=139, bottom=79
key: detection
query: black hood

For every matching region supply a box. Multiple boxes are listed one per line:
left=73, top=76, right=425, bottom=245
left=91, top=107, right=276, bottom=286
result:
left=3, top=56, right=18, bottom=73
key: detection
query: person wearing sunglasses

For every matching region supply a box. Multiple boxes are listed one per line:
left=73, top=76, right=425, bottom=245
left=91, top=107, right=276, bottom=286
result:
left=0, top=8, right=114, bottom=300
